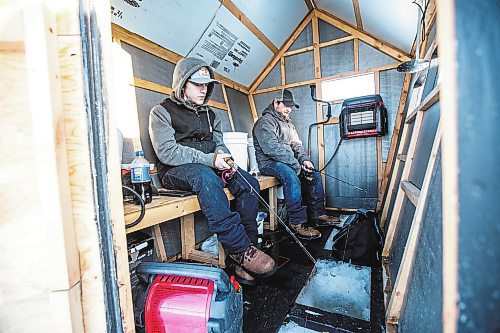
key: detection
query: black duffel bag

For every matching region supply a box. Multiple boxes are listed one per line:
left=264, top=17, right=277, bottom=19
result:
left=331, top=209, right=384, bottom=267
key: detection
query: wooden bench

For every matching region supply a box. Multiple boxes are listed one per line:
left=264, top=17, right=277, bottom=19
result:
left=124, top=175, right=280, bottom=267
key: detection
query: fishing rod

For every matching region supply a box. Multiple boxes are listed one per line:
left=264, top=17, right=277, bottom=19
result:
left=224, top=159, right=317, bottom=265
left=311, top=169, right=368, bottom=194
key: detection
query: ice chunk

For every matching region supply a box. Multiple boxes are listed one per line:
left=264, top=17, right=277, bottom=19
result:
left=295, top=260, right=371, bottom=321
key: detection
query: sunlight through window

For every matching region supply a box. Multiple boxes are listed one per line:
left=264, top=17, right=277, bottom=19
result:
left=321, top=72, right=375, bottom=102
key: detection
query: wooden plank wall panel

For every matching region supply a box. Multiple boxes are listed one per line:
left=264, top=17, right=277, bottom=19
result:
left=157, top=219, right=181, bottom=259
left=319, top=41, right=355, bottom=77
left=382, top=123, right=414, bottom=230
left=225, top=87, right=254, bottom=135
left=324, top=127, right=378, bottom=209
left=398, top=150, right=443, bottom=332
left=253, top=91, right=276, bottom=118
left=120, top=41, right=174, bottom=87
left=385, top=198, right=416, bottom=295
left=379, top=69, right=406, bottom=162
left=317, top=18, right=350, bottom=43
left=421, top=56, right=440, bottom=102
left=322, top=103, right=342, bottom=118
left=211, top=83, right=227, bottom=104
left=0, top=3, right=101, bottom=331
left=0, top=26, right=55, bottom=333
left=358, top=41, right=398, bottom=71
left=284, top=51, right=315, bottom=85
left=288, top=85, right=320, bottom=166
left=132, top=86, right=168, bottom=163
left=213, top=107, right=233, bottom=133
left=256, top=62, right=282, bottom=91
left=408, top=103, right=440, bottom=188
left=193, top=211, right=215, bottom=244
left=58, top=35, right=107, bottom=333
left=287, top=21, right=313, bottom=51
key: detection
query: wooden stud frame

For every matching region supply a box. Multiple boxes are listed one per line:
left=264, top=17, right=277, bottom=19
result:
left=221, top=84, right=236, bottom=131
left=352, top=0, right=363, bottom=30
left=382, top=84, right=440, bottom=299
left=438, top=0, right=459, bottom=331
left=377, top=73, right=413, bottom=212
left=379, top=36, right=439, bottom=223
left=249, top=8, right=412, bottom=212
left=385, top=124, right=441, bottom=333
left=381, top=37, right=440, bottom=329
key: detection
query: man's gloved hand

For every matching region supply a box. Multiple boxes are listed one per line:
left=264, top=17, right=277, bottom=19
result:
left=213, top=150, right=232, bottom=170
left=300, top=161, right=315, bottom=185
left=301, top=160, right=315, bottom=172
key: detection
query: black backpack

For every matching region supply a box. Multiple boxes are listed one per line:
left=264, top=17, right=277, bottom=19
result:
left=331, top=209, right=384, bottom=267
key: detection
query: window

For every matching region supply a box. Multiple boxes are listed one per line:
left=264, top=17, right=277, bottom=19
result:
left=321, top=72, right=375, bottom=102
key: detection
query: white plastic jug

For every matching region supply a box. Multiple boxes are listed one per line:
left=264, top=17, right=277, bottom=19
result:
left=247, top=137, right=259, bottom=174
left=223, top=132, right=249, bottom=171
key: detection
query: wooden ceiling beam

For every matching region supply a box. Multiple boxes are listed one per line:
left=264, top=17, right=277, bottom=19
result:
left=352, top=0, right=363, bottom=30
left=249, top=10, right=315, bottom=92
left=220, top=0, right=278, bottom=54
left=315, top=9, right=411, bottom=62
left=304, top=0, right=316, bottom=11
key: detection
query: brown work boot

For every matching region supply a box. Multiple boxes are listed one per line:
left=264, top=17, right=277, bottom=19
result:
left=314, top=214, right=341, bottom=227
left=229, top=245, right=277, bottom=278
left=289, top=223, right=321, bottom=240
left=234, top=265, right=257, bottom=286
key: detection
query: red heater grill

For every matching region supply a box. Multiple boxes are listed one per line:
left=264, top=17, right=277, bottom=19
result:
left=145, top=275, right=215, bottom=333
left=339, top=94, right=388, bottom=139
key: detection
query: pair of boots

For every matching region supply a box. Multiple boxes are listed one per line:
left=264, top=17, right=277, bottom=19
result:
left=230, top=245, right=276, bottom=286
left=229, top=215, right=339, bottom=285
left=290, top=214, right=341, bottom=240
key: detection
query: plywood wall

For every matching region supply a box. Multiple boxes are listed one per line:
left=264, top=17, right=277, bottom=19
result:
left=0, top=3, right=91, bottom=332
left=1, top=1, right=137, bottom=332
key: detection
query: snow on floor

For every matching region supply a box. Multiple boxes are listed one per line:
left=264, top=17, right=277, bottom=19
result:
left=323, top=214, right=353, bottom=250
left=295, top=259, right=371, bottom=321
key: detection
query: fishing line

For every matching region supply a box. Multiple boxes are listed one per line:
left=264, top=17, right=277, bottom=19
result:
left=232, top=167, right=317, bottom=265
left=311, top=169, right=368, bottom=194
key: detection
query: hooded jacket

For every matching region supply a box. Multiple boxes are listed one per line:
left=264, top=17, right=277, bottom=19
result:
left=252, top=103, right=309, bottom=174
left=149, top=58, right=229, bottom=178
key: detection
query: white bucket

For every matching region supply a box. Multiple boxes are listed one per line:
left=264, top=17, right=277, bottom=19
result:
left=247, top=138, right=259, bottom=174
left=223, top=132, right=249, bottom=171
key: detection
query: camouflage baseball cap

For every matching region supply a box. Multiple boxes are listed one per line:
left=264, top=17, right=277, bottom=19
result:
left=188, top=67, right=219, bottom=84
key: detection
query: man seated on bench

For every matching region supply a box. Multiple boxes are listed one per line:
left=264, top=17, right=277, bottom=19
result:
left=149, top=57, right=276, bottom=285
left=252, top=89, right=340, bottom=241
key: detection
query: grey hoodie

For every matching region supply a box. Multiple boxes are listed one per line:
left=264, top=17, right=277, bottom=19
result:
left=252, top=103, right=309, bottom=174
left=149, top=58, right=229, bottom=169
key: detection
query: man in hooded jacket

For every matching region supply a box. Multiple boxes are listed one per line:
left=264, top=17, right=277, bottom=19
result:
left=252, top=89, right=340, bottom=240
left=149, top=57, right=276, bottom=285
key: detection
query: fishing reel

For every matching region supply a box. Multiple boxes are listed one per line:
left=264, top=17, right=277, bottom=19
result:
left=219, top=157, right=237, bottom=184
left=300, top=169, right=315, bottom=185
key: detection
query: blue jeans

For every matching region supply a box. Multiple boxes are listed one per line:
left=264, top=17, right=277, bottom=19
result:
left=260, top=161, right=325, bottom=225
left=161, top=163, right=260, bottom=254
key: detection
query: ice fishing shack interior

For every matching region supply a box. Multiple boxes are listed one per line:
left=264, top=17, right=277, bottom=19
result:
left=1, top=0, right=499, bottom=332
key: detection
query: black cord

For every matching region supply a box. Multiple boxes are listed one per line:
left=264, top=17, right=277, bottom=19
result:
left=307, top=118, right=331, bottom=159
left=412, top=0, right=429, bottom=55
left=318, top=137, right=343, bottom=172
left=123, top=185, right=146, bottom=228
